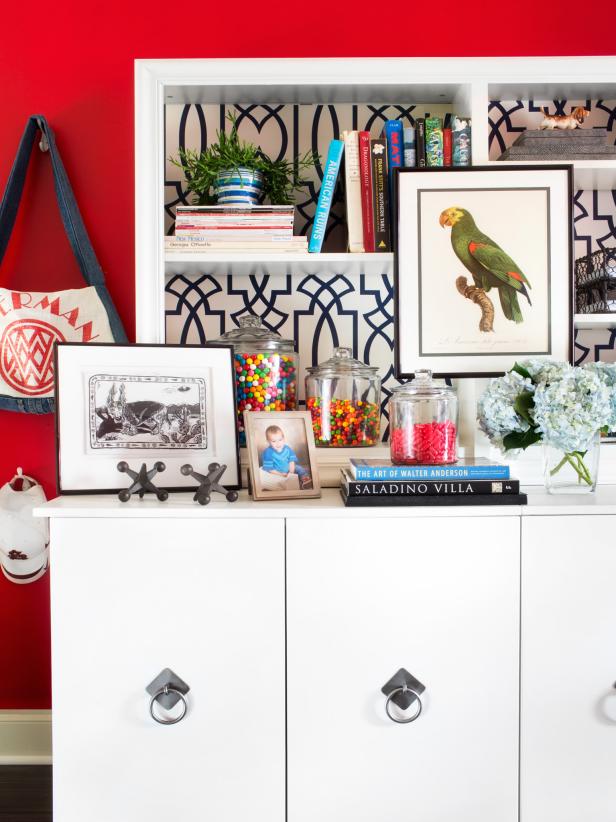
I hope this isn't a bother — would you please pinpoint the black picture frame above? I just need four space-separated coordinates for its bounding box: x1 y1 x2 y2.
393 164 574 379
54 342 241 494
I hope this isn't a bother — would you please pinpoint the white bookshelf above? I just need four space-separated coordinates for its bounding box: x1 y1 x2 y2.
164 251 394 277
574 313 616 329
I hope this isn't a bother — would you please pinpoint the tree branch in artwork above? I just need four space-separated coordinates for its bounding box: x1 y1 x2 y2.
455 276 495 333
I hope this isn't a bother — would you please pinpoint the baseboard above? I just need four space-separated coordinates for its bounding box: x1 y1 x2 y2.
0 711 52 764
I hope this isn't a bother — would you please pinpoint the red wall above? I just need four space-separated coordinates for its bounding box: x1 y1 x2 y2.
0 0 613 709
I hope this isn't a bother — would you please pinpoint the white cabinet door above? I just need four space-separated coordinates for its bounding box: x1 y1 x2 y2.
521 515 616 822
287 515 520 822
50 517 285 822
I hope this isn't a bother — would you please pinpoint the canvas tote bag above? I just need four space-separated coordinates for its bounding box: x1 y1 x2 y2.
0 115 127 413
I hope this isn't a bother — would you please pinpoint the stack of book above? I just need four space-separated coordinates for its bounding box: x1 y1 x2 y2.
167 205 308 253
310 116 472 254
340 457 526 507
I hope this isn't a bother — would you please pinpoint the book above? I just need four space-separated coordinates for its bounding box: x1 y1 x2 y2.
358 131 375 253
341 469 520 497
443 127 452 166
425 117 444 167
370 138 390 252
165 236 308 252
342 131 364 253
349 457 511 481
382 120 403 204
416 118 426 167
453 116 472 166
340 488 527 507
309 139 344 253
403 126 416 167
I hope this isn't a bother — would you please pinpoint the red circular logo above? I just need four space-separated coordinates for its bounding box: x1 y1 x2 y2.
0 319 65 395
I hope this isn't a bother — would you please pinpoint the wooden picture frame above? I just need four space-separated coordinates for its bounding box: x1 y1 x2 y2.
54 342 240 493
244 411 321 501
394 164 573 378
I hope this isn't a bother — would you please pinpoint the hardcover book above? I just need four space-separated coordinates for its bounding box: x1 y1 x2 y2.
416 118 426 168
358 131 375 252
382 120 403 198
309 139 345 253
341 469 520 496
403 126 416 167
443 127 452 166
370 138 390 252
342 131 365 253
340 488 527 507
349 457 511 481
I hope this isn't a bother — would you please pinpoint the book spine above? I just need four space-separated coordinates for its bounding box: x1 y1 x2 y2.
343 476 520 496
382 120 403 198
403 126 416 167
370 138 390 253
358 131 375 253
425 117 444 167
443 128 452 166
309 139 345 253
342 131 365 253
340 490 527 507
416 119 426 167
453 116 472 166
351 465 511 481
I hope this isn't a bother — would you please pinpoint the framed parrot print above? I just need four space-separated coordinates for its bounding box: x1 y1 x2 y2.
394 165 573 378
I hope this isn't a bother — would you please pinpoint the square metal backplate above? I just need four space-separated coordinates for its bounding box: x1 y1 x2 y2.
381 667 426 710
146 668 190 710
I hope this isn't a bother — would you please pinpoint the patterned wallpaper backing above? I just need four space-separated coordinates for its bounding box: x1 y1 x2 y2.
165 103 616 437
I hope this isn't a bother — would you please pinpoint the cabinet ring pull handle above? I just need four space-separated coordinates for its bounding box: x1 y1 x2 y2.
149 685 188 725
385 686 422 724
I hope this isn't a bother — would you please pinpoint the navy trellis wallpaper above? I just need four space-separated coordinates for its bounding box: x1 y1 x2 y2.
164 103 616 437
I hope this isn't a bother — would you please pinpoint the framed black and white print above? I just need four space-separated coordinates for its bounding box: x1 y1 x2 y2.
394 165 573 378
55 343 240 493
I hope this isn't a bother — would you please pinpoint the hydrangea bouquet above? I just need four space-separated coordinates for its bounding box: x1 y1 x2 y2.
478 359 616 490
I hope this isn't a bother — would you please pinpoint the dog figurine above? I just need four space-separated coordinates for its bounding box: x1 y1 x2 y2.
539 106 590 130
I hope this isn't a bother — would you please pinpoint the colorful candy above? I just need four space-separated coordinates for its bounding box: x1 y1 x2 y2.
306 397 380 447
390 420 457 465
235 352 297 445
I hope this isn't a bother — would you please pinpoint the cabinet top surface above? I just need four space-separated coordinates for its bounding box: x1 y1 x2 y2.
35 486 616 519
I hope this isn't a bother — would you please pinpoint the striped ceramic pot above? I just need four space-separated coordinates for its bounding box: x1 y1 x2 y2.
214 167 264 205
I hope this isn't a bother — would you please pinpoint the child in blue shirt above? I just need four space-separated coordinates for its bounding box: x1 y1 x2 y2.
261 425 312 489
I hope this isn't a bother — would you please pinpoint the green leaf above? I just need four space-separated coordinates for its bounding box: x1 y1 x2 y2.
503 428 542 451
511 362 532 381
513 391 535 425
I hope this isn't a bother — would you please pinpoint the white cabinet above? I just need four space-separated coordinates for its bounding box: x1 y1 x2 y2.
286 516 520 822
521 515 616 822
49 517 285 822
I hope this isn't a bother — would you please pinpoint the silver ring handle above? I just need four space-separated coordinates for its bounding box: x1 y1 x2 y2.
149 686 188 725
385 686 422 724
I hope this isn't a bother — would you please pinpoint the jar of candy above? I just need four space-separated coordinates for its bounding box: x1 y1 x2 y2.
388 369 457 464
214 315 298 445
305 347 381 447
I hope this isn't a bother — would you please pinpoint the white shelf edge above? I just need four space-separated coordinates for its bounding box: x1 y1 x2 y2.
164 252 393 264
574 313 616 329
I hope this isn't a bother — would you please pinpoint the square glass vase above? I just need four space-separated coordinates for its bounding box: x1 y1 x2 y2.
543 432 600 494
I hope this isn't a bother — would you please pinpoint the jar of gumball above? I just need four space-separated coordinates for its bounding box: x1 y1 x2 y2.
305 347 381 447
388 369 458 464
214 316 298 446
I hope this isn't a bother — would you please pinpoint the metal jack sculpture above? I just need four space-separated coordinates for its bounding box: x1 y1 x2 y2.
117 462 169 502
180 463 239 506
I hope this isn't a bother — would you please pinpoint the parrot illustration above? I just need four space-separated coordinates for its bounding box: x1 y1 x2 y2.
439 207 532 324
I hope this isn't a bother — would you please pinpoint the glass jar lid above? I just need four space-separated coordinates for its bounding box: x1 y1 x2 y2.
214 315 295 352
306 346 380 378
391 369 455 399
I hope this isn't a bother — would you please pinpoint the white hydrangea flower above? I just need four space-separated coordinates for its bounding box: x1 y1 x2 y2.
477 371 534 450
533 368 612 452
515 358 573 385
583 362 616 429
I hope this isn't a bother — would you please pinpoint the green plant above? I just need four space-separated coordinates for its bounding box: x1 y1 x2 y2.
171 113 318 205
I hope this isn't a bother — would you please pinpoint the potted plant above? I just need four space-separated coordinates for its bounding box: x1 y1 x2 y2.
171 113 318 206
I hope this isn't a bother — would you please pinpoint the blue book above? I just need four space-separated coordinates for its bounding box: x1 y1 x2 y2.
382 120 403 196
350 458 510 481
309 139 344 253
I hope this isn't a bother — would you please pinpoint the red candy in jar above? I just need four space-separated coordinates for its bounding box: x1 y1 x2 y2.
388 370 458 465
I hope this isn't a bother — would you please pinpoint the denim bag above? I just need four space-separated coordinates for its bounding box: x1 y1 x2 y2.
0 116 127 413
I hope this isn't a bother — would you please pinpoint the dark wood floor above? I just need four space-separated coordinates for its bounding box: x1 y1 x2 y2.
0 766 52 821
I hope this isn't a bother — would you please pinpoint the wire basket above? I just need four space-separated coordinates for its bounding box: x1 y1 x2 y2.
575 247 616 313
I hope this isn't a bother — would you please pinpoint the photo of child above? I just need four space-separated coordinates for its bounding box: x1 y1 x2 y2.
261 424 312 490
244 411 321 500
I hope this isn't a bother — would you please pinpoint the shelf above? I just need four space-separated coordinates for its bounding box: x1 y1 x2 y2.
164 252 394 277
487 159 616 191
574 313 616 329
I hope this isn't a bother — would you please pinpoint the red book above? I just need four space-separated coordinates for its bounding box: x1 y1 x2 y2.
443 128 452 167
358 131 375 253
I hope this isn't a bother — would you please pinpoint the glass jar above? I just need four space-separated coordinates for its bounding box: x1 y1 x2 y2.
388 369 458 464
305 347 381 447
214 315 298 446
